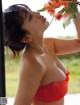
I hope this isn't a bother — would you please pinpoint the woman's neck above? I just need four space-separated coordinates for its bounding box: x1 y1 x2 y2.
26 41 48 55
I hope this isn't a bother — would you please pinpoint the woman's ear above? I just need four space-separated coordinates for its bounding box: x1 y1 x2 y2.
21 36 32 43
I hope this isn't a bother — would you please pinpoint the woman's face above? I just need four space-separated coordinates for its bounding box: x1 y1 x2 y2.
22 11 49 36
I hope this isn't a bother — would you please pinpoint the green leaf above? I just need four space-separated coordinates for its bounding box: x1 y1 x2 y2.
68 4 72 9
62 7 66 13
71 5 77 19
73 5 77 13
63 23 65 29
63 3 78 28
72 12 77 19
37 8 46 12
63 15 72 28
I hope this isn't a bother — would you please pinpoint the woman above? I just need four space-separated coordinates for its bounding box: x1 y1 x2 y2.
3 4 80 105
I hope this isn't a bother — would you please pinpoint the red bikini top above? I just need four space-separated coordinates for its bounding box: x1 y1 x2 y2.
34 71 70 102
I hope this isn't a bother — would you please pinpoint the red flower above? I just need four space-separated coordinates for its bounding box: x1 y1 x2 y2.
44 2 55 16
38 0 79 28
60 1 68 7
55 2 61 8
44 3 52 10
55 10 63 20
55 14 62 20
48 9 55 16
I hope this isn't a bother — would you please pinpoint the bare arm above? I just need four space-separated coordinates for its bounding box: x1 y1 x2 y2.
14 62 44 105
74 8 80 39
44 38 80 55
53 38 80 55
44 9 80 55
53 7 80 55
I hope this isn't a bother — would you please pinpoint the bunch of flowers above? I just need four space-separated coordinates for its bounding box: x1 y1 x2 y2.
38 0 80 28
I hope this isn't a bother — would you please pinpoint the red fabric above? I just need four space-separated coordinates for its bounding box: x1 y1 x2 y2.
34 71 70 102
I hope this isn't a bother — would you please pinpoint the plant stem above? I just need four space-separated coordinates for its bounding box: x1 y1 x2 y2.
49 16 54 26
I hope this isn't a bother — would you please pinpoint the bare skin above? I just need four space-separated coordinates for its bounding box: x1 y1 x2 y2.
14 8 80 105
22 39 67 105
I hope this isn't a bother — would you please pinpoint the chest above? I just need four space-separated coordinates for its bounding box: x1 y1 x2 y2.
36 53 66 85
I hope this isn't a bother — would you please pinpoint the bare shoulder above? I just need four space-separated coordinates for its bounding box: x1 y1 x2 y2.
20 55 45 80
44 37 53 43
14 57 45 105
43 37 55 48
43 38 56 55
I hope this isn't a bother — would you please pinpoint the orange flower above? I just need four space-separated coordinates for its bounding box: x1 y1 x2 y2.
50 0 60 7
55 14 62 20
44 2 55 16
37 0 79 28
51 0 59 3
48 9 55 16
55 2 61 8
44 3 52 10
55 10 63 20
60 1 68 7
50 0 59 4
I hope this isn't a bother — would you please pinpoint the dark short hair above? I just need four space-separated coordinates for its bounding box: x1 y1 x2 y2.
3 4 31 57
